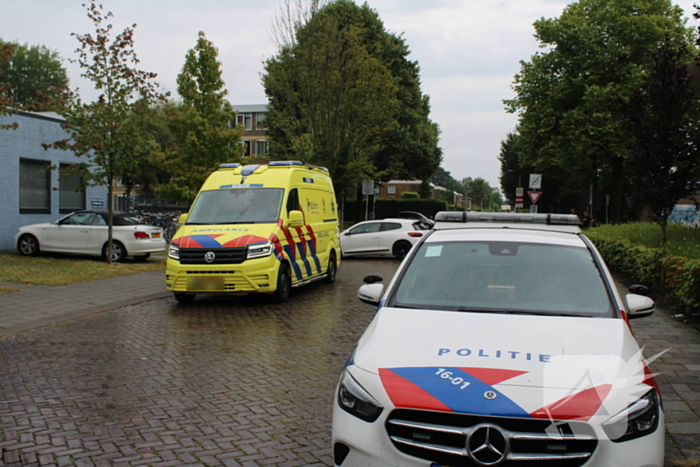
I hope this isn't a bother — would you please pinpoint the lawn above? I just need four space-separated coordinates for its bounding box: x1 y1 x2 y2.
0 250 166 287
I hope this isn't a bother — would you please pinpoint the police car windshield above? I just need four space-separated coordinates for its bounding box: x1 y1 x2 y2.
187 188 283 225
391 240 614 318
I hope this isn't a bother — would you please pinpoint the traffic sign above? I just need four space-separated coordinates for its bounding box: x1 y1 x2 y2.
528 191 542 204
529 174 542 189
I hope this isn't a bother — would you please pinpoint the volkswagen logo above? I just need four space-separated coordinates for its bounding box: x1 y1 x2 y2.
204 251 216 264
467 424 508 466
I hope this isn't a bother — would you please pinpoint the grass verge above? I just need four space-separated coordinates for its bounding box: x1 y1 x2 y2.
0 250 166 287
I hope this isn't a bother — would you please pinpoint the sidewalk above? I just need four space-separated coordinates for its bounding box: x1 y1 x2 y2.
0 273 697 464
0 270 170 337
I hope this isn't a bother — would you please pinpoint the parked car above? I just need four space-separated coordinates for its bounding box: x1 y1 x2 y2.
397 210 435 228
340 219 429 259
332 211 663 467
15 210 166 262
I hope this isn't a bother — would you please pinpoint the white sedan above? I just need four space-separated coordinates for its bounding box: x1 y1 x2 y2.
340 218 430 259
15 210 166 262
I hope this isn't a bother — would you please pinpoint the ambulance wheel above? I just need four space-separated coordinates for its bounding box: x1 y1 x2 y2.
174 293 195 304
393 240 412 260
324 252 337 284
273 263 291 302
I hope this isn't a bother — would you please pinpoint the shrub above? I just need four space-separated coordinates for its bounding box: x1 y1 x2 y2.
586 223 700 315
400 192 419 200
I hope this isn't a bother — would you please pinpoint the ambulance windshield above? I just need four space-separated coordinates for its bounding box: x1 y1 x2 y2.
187 188 284 224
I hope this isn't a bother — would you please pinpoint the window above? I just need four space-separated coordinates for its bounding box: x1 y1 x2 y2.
387 186 396 195
20 159 51 213
287 188 299 214
349 222 381 235
255 140 268 156
59 164 85 213
255 113 267 130
241 140 251 157
236 113 252 131
393 241 612 316
380 222 401 232
60 212 95 226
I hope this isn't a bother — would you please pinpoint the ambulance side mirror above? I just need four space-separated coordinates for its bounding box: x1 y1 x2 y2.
179 213 189 224
287 210 304 228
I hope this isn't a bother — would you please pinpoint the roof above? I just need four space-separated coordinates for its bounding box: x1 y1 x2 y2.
233 104 268 113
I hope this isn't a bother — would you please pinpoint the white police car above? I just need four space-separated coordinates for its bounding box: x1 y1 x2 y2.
332 212 663 467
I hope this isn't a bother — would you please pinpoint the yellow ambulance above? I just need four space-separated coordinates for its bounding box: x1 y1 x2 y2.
165 161 341 303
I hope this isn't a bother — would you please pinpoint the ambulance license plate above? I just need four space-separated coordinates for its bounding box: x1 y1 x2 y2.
188 276 225 291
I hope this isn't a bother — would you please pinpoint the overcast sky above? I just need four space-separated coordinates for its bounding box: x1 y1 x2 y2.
2 0 699 190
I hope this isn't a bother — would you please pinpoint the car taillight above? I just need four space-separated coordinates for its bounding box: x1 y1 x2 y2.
134 231 150 239
408 232 423 237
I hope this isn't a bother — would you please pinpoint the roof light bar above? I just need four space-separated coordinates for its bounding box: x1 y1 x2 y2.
269 160 304 166
434 211 581 226
219 163 241 169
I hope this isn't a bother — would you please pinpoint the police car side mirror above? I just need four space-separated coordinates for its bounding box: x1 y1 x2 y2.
358 283 383 306
287 210 304 228
363 274 383 284
179 213 189 224
625 294 655 319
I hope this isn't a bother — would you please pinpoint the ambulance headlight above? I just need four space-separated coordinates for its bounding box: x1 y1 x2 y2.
337 369 383 422
247 242 273 259
603 389 660 442
168 244 180 260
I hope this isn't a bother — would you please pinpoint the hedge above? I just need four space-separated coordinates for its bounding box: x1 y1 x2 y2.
586 231 700 315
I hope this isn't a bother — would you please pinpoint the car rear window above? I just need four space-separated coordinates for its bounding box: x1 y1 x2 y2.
391 240 613 317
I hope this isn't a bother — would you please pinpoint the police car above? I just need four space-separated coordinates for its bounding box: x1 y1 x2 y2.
332 212 663 467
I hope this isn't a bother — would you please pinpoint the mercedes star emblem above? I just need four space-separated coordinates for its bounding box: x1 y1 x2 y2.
204 251 216 263
467 425 508 466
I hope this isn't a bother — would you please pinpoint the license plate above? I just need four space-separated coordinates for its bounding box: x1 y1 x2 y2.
187 276 225 291
152 232 161 238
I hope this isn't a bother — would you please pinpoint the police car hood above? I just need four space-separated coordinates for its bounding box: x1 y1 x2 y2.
352 307 652 420
172 224 274 249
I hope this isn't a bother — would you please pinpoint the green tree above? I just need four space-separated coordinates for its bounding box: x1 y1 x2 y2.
429 167 461 193
624 40 700 243
155 32 242 203
498 131 580 214
264 0 441 195
462 177 501 211
504 0 694 222
45 1 166 263
0 39 69 111
264 1 397 193
0 42 17 130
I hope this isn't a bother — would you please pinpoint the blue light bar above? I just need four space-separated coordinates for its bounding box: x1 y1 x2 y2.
269 161 303 166
434 211 581 226
241 164 260 176
219 163 241 169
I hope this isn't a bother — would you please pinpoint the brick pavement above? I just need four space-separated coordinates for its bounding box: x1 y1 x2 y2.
0 262 698 466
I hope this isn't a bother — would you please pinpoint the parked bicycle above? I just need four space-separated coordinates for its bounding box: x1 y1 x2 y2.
136 211 180 243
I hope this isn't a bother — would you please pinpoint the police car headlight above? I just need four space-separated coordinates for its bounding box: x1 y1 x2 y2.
337 369 383 422
168 244 180 260
603 389 660 442
247 242 273 259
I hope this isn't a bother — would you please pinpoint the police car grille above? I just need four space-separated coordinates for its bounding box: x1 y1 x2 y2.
386 409 597 467
179 247 247 264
